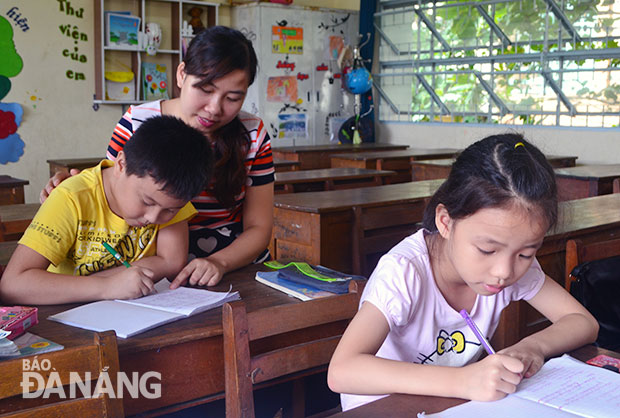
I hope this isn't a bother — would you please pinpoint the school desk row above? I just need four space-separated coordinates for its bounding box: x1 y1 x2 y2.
413 159 620 201
0 263 357 416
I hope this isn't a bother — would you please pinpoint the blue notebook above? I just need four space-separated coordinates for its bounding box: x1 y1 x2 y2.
276 265 365 294
255 271 335 301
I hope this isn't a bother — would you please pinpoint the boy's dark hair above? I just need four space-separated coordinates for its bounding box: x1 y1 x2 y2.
422 133 558 231
123 116 212 201
182 25 259 209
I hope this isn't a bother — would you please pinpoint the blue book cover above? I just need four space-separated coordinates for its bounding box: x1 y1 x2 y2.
255 271 335 301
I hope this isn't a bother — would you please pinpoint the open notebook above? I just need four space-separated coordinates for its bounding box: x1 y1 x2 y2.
422 354 620 418
49 279 240 338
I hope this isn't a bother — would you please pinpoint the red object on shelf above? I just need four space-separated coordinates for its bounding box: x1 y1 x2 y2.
270 0 293 4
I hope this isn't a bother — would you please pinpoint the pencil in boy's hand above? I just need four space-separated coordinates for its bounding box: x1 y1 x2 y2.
102 241 131 268
460 309 496 355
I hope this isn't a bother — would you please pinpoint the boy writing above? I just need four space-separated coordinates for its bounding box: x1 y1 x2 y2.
0 116 213 304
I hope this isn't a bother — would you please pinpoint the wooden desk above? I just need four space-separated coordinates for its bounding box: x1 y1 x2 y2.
272 180 444 272
0 176 29 206
411 155 579 181
274 158 300 172
330 149 460 183
555 164 620 201
272 143 409 170
13 265 348 416
331 345 618 417
0 203 39 241
47 158 102 177
274 168 395 194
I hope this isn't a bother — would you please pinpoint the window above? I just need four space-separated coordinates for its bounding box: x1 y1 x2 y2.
375 0 620 127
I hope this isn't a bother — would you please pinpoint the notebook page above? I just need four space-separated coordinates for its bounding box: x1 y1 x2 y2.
421 395 574 418
117 279 239 316
48 301 182 338
516 354 620 418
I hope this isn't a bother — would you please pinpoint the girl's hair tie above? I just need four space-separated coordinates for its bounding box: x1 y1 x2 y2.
514 142 525 149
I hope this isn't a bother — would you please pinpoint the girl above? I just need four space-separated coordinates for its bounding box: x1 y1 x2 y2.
327 134 598 411
41 26 274 288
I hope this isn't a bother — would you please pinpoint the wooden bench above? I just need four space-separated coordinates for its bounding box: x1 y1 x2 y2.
272 143 409 170
274 167 395 193
0 176 29 206
0 331 124 416
274 158 300 172
223 281 364 418
330 148 460 183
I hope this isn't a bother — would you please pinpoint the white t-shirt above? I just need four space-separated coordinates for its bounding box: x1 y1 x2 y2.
340 229 546 411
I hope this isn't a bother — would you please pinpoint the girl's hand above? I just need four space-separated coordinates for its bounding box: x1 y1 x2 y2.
498 339 546 378
170 258 225 288
460 354 524 401
102 266 155 300
39 169 81 203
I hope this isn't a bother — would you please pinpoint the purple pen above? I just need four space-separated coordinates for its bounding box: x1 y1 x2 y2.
460 309 496 355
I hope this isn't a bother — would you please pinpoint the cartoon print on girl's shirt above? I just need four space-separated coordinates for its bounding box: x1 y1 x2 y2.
416 329 482 364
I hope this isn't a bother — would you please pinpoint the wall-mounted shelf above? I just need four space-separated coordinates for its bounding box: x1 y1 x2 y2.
93 0 218 106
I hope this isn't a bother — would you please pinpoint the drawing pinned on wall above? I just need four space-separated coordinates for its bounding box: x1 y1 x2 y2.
267 76 298 102
326 36 344 61
277 113 307 140
0 16 25 164
0 103 25 164
272 26 303 55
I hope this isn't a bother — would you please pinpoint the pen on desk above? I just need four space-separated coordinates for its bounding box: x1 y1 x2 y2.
460 309 496 355
102 241 131 268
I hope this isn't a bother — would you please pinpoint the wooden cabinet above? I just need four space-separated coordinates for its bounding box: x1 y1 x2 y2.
93 0 218 106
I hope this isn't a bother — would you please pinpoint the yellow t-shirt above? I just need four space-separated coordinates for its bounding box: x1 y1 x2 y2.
19 160 196 276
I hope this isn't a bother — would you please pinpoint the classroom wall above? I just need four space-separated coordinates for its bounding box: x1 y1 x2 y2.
1 0 359 203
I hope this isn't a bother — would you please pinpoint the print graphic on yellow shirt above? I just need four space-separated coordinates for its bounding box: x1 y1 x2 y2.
19 160 196 276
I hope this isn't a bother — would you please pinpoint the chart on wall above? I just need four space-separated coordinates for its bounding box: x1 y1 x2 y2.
232 4 359 146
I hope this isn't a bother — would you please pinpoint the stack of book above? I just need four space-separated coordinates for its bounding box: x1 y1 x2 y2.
255 262 365 301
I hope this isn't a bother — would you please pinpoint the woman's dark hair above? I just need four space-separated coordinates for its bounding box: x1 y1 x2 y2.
183 26 258 208
422 133 558 232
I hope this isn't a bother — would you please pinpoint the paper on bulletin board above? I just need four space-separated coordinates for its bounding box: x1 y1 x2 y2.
277 114 307 140
326 36 344 60
272 26 303 54
266 76 298 102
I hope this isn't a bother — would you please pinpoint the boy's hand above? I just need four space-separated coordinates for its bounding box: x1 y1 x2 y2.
498 339 545 378
40 169 80 203
459 354 524 401
170 258 225 288
102 266 155 300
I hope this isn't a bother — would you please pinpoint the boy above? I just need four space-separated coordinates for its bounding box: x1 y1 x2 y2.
0 116 213 304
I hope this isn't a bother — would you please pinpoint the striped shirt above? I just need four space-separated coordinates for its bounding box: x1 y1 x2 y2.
107 100 274 233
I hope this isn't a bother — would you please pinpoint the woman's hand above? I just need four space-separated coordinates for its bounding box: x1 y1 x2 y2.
170 257 225 288
39 169 81 203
